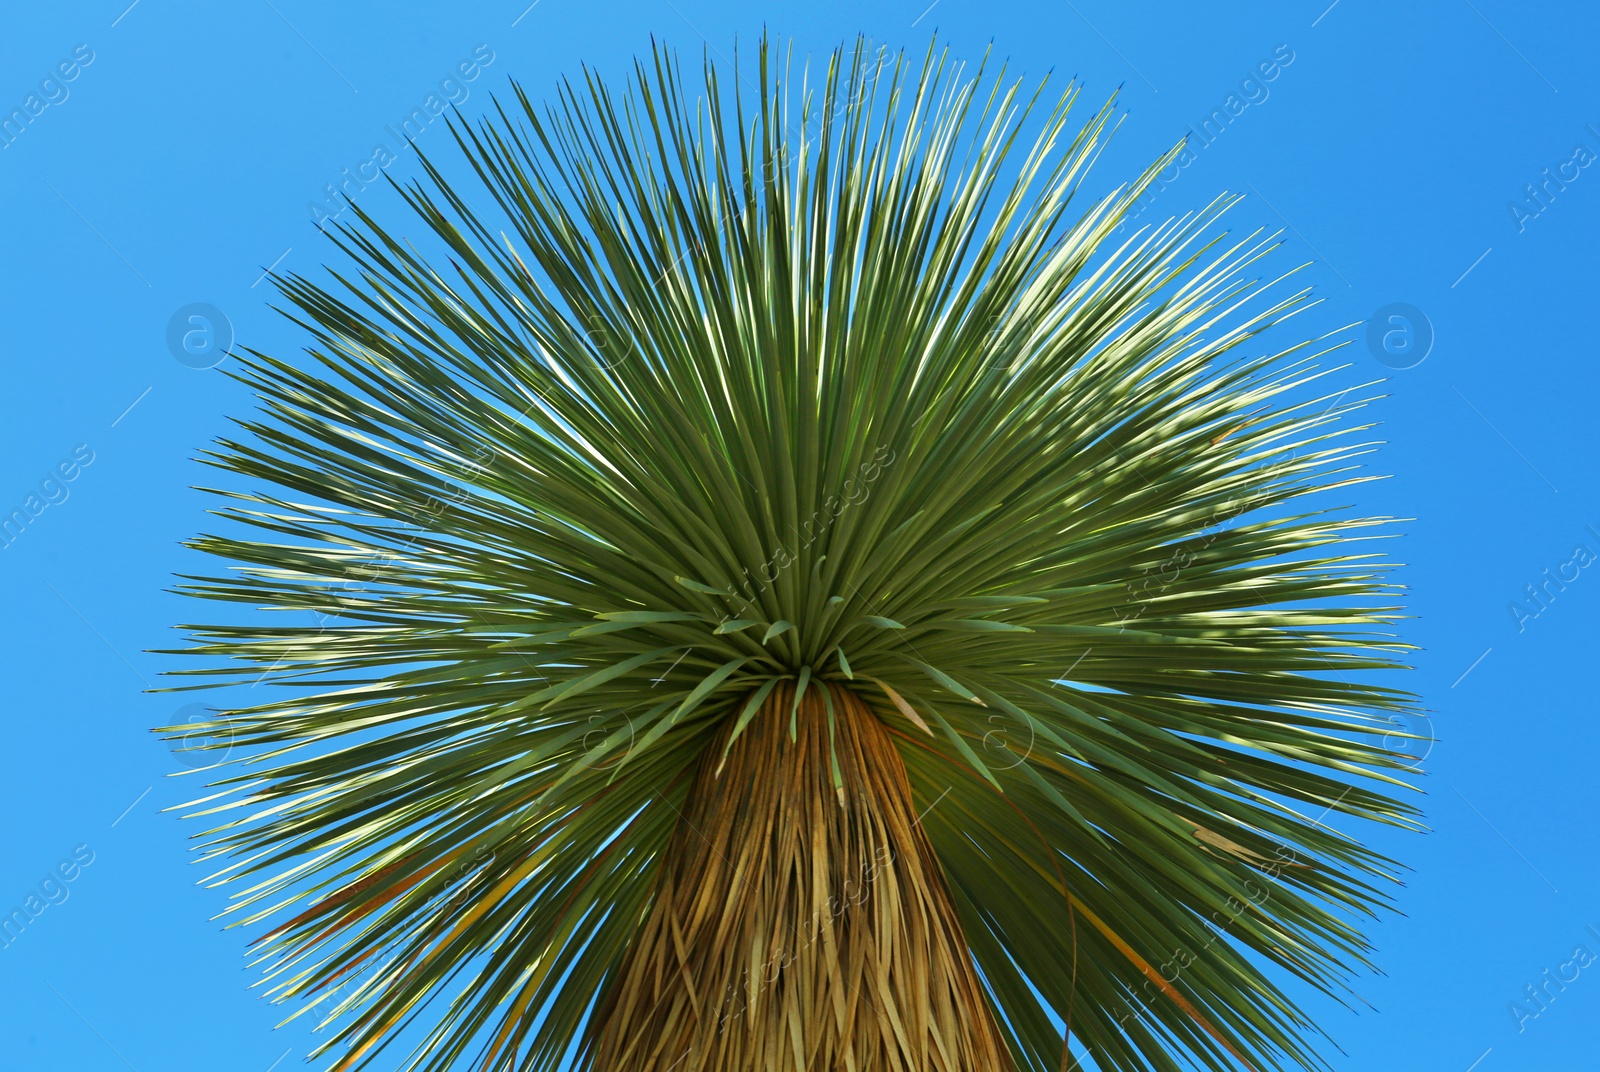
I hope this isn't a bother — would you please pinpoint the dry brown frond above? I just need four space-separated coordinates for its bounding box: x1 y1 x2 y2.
592 681 1012 1070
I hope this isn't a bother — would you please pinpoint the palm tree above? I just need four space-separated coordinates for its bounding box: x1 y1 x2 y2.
166 35 1419 1072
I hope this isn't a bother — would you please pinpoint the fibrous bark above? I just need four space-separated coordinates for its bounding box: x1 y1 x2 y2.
592 681 1012 1070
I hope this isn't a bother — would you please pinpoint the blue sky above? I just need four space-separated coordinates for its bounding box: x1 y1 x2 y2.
2 2 1597 1070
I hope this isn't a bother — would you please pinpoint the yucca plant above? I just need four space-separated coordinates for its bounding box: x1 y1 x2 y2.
164 35 1420 1072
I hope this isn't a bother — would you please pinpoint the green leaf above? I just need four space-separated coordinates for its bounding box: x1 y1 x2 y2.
718 677 784 771
522 647 679 711
624 658 752 764
595 610 699 623
940 619 1035 633
790 665 812 740
675 576 729 595
901 656 984 705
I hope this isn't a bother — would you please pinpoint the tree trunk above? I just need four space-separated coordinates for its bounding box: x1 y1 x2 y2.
592 680 1013 1070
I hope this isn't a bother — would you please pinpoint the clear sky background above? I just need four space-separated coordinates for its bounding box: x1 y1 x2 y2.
2 2 1597 1070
